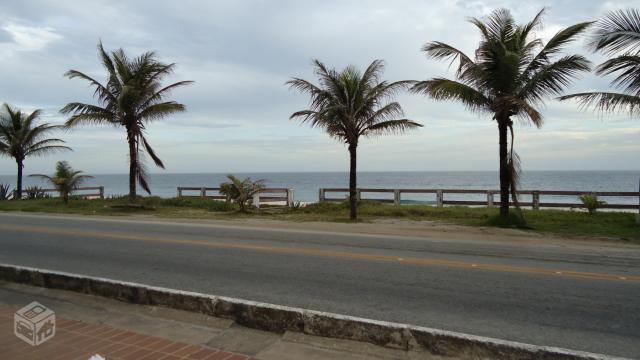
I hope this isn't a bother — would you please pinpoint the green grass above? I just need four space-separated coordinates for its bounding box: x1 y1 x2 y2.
0 197 638 241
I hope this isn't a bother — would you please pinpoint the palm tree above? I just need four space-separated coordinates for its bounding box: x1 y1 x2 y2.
559 9 640 117
0 104 70 199
30 161 92 203
412 9 591 218
61 42 193 203
219 174 265 212
287 60 422 220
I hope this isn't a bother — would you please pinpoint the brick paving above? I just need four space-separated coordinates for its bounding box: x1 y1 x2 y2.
0 305 253 360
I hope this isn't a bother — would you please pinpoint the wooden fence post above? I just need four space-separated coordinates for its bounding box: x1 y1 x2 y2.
533 191 540 210
393 189 401 206
319 188 325 202
287 189 295 207
356 189 362 201
486 191 493 207
436 190 443 208
99 186 104 199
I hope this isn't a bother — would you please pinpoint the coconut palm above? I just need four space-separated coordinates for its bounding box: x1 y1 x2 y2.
559 9 640 117
30 161 92 203
219 174 265 212
287 60 422 220
0 104 70 199
61 42 193 203
412 9 591 218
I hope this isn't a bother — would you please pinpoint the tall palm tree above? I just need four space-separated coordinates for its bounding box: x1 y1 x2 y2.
287 60 422 220
0 104 70 199
559 9 640 117
412 9 591 218
61 42 193 203
30 161 92 203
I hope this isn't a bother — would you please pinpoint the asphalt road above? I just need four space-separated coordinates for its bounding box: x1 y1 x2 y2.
0 213 639 358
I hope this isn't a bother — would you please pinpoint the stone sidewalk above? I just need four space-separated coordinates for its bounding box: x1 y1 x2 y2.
2 303 248 360
0 282 446 360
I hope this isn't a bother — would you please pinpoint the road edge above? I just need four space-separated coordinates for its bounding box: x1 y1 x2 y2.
0 263 628 360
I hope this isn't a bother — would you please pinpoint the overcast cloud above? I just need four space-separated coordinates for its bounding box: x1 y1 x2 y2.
0 0 638 175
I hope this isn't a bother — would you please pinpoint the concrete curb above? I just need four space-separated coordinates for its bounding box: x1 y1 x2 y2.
0 263 628 360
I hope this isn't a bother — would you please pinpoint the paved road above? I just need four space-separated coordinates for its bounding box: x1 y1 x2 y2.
0 213 639 358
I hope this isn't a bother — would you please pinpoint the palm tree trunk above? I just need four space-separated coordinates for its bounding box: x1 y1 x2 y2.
128 134 137 203
498 121 509 218
348 144 358 221
16 160 23 200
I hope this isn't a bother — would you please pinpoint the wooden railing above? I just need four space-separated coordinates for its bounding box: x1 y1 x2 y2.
37 186 105 199
318 188 640 210
177 187 295 208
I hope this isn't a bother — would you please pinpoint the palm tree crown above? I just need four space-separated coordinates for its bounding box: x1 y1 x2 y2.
0 103 70 198
559 9 640 116
30 161 92 203
61 42 193 201
287 59 422 219
412 8 592 217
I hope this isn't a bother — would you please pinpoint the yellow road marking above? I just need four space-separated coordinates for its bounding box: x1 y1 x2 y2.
1 224 638 283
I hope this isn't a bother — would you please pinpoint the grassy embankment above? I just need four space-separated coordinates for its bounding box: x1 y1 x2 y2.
0 196 638 241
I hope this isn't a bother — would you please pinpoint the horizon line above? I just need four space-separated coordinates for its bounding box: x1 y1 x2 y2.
2 169 640 177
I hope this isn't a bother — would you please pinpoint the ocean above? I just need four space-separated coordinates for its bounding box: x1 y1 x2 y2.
1 171 639 205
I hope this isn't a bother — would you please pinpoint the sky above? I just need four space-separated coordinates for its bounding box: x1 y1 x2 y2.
0 0 638 176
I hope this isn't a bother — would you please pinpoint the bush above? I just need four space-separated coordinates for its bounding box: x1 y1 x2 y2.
24 186 50 200
0 184 12 201
579 193 606 215
219 175 265 212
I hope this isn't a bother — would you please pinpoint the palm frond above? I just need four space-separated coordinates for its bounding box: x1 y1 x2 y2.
595 54 640 94
139 80 194 109
412 78 490 112
558 91 640 115
25 145 72 157
140 135 164 169
521 55 591 103
524 22 593 76
363 120 423 136
137 101 186 122
589 9 640 54
422 42 477 77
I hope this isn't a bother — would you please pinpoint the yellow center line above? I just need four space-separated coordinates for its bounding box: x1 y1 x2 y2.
1 224 638 283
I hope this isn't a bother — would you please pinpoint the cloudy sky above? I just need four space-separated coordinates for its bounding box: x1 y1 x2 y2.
0 0 638 176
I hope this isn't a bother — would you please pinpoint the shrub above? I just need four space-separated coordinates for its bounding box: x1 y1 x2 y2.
579 193 606 215
24 186 50 200
0 184 12 200
29 161 92 203
219 174 265 212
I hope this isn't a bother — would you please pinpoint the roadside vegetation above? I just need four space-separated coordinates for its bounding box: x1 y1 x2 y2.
61 42 193 203
412 8 592 219
0 104 70 198
29 161 92 204
288 60 422 220
0 7 638 226
219 175 265 212
0 197 637 241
